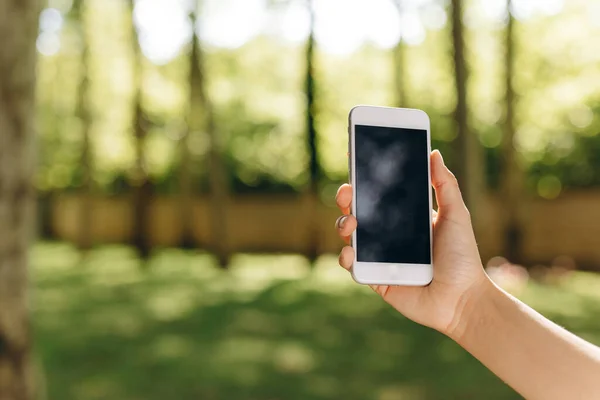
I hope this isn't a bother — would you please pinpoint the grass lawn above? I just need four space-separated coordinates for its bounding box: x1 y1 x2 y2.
31 243 600 400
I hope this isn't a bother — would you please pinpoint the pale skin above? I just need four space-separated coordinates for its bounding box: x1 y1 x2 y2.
335 150 600 400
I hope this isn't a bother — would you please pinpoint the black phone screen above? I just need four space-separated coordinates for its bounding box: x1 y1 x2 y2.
354 124 431 264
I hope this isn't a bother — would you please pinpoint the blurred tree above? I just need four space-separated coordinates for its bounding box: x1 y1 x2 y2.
37 49 63 239
0 0 39 398
392 0 406 108
305 0 321 261
73 0 94 250
306 0 319 193
180 10 198 249
129 0 153 259
450 0 484 223
185 3 230 266
501 0 524 263
267 0 321 259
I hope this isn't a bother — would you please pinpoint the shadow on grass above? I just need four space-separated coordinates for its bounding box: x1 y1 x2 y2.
32 243 600 400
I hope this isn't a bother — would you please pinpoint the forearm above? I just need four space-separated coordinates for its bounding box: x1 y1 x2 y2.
451 279 600 400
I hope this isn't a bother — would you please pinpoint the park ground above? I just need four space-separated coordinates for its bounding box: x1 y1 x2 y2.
32 243 600 400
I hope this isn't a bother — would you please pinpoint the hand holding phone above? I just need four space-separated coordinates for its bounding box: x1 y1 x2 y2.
348 106 434 285
339 114 600 400
338 105 488 335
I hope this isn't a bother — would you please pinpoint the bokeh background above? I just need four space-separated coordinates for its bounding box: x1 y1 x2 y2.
2 0 600 399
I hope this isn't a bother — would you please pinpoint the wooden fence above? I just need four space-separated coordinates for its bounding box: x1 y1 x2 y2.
49 191 600 270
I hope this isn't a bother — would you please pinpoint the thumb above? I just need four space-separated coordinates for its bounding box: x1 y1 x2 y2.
431 150 469 220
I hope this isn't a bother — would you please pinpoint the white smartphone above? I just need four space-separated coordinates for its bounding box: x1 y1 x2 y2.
348 105 433 286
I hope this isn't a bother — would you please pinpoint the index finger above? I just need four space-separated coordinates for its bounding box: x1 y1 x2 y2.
336 184 352 214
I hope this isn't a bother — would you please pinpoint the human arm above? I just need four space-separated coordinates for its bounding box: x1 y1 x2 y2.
452 279 600 400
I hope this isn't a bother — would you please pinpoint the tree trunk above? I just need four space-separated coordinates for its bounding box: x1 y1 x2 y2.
130 0 152 259
305 0 320 262
501 0 523 263
392 0 406 108
39 57 62 240
450 0 484 225
0 0 39 398
186 8 230 266
180 12 200 250
74 0 94 250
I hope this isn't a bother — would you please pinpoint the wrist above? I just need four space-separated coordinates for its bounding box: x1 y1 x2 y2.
444 273 498 342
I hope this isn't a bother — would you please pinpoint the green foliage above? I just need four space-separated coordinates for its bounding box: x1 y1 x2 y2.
35 0 600 195
529 102 600 194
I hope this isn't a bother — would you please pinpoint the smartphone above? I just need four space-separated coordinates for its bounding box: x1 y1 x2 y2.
348 105 433 286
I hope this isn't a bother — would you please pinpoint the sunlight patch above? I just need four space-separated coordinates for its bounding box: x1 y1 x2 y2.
229 254 310 280
309 255 357 292
85 246 144 286
561 272 600 300
522 283 588 318
273 341 316 374
149 250 221 281
145 286 197 321
31 242 80 276
225 254 310 293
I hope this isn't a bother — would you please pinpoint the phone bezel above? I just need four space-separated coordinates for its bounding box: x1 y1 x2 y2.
348 105 433 286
